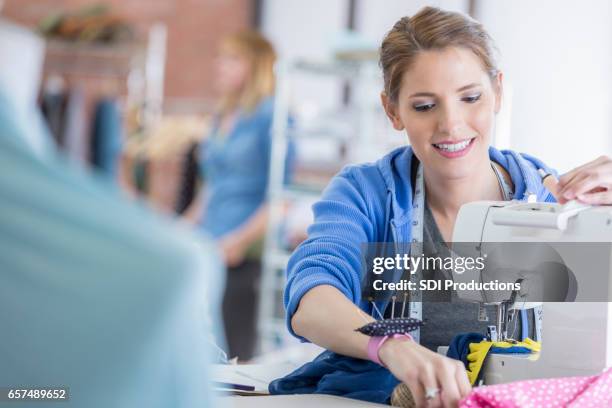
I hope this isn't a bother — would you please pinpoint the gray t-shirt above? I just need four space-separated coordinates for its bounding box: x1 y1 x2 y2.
418 164 531 351
419 202 495 351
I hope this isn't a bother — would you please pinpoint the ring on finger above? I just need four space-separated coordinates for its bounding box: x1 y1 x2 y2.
425 387 440 400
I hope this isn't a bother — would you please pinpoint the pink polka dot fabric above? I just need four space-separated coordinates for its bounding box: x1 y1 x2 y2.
460 367 612 408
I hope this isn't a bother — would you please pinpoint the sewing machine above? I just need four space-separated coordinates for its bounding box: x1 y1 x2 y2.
451 200 612 384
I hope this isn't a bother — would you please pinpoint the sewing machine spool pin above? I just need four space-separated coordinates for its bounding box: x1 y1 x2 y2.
401 292 407 318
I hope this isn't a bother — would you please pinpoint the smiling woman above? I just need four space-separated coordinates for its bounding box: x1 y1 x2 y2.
277 6 612 408
379 11 507 246
381 44 508 243
385 46 499 165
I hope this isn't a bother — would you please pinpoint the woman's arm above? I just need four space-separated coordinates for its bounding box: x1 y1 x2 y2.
219 99 294 266
218 203 270 267
292 284 374 359
293 285 471 408
220 198 293 267
286 168 470 407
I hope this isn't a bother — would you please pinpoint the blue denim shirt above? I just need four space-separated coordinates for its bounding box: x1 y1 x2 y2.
199 97 291 238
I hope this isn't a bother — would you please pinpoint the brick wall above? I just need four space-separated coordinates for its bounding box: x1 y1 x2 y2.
2 0 253 113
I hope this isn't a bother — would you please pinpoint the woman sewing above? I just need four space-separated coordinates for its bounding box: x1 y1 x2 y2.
282 7 612 408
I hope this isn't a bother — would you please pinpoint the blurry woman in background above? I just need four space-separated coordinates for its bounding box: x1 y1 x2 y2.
185 30 279 361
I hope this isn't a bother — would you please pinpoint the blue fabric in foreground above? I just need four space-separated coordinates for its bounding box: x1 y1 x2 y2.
0 87 222 408
490 346 533 354
269 350 400 404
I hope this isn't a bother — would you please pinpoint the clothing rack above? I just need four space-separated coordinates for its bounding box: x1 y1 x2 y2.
40 24 167 165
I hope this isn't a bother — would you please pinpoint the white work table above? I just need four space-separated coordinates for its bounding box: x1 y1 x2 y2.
220 394 388 407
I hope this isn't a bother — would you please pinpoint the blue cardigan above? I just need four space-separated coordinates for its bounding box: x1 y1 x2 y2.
199 98 275 238
284 146 557 340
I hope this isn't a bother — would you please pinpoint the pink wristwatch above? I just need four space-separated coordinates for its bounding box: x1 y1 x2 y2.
367 333 414 366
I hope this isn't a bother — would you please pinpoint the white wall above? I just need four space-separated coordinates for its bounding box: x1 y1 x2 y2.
477 0 612 173
261 0 469 115
262 0 348 60
356 0 468 45
261 0 348 112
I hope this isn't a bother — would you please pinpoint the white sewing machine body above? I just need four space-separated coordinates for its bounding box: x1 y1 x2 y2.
451 200 612 384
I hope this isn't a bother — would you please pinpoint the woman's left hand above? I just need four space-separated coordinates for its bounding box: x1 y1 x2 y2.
557 155 612 205
219 234 248 268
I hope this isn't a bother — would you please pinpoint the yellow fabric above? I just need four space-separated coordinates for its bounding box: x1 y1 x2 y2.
466 338 541 385
467 341 493 385
518 337 541 352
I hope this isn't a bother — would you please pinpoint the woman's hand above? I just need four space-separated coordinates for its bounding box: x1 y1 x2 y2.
379 337 471 408
218 233 248 267
556 155 612 205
